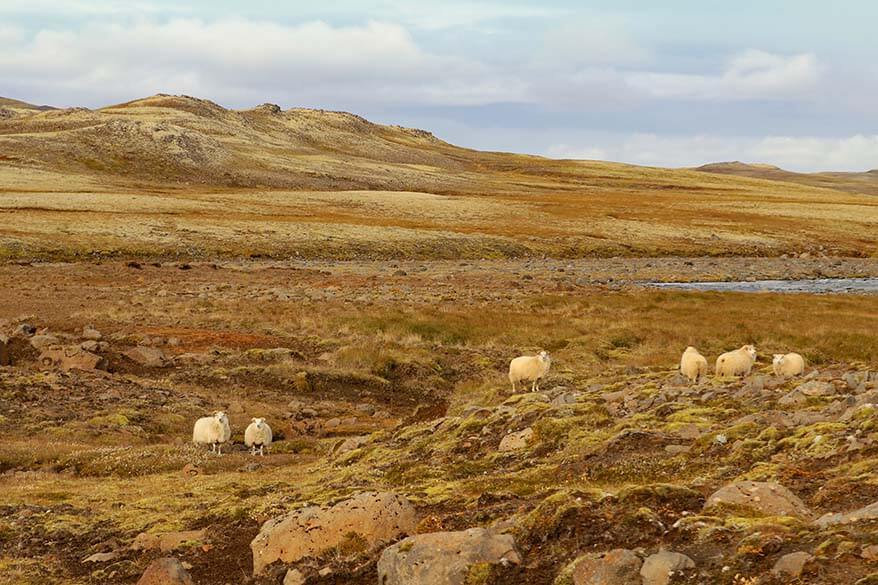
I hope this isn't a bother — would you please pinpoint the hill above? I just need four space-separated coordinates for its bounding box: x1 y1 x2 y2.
0 94 877 259
696 161 878 197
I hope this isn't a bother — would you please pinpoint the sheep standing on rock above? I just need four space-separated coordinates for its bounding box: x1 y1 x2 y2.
773 353 805 377
715 345 757 377
508 351 551 393
192 411 231 455
244 417 273 456
680 346 708 383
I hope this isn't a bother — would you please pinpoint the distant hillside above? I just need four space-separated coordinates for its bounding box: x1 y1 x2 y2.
0 94 876 260
696 161 878 197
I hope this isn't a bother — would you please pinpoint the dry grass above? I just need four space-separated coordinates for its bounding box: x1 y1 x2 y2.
1 94 876 259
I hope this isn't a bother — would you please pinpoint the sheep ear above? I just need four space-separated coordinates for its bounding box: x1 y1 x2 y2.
252 417 257 423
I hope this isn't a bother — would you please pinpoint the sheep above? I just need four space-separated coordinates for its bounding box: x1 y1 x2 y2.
508 350 551 393
773 352 805 377
680 346 708 383
192 411 231 455
244 417 273 456
715 345 757 377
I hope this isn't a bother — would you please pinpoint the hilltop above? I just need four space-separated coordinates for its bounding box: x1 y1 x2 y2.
0 94 877 259
696 161 878 197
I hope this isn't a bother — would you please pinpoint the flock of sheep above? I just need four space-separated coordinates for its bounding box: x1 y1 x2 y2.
191 346 804 455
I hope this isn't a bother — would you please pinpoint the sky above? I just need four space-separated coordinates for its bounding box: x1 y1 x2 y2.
2 0 877 171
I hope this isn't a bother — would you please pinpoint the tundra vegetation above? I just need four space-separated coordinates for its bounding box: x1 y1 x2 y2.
0 95 877 584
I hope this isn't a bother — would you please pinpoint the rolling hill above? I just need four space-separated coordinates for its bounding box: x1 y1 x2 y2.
0 94 876 259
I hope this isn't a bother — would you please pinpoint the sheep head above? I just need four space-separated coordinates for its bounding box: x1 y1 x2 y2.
772 354 785 365
742 345 757 361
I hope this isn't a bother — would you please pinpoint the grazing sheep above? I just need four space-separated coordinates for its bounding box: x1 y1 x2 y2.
244 417 273 456
680 346 708 383
508 351 551 393
715 345 757 377
773 353 805 377
192 411 231 455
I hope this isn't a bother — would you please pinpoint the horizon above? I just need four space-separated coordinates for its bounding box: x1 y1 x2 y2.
2 1 878 172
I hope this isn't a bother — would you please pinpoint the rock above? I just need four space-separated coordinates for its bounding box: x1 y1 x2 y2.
377 527 520 585
13 323 35 337
335 435 369 455
562 548 642 585
29 334 60 350
551 392 581 407
778 389 808 407
664 444 690 455
796 380 836 397
39 345 106 371
862 544 878 561
251 491 417 574
772 551 812 578
181 463 200 477
131 529 206 552
284 568 305 585
704 481 812 519
82 325 102 340
499 428 534 452
393 270 408 276
639 551 695 585
80 340 108 353
124 346 168 367
816 500 878 528
82 551 118 563
136 557 193 585
846 373 863 390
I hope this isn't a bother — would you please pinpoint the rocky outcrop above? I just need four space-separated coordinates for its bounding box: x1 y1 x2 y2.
704 481 812 519
772 551 812 578
499 428 534 452
377 527 520 585
38 345 106 371
124 345 168 367
250 491 416 574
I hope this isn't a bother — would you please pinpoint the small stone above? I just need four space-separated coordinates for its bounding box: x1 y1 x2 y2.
284 569 305 585
640 551 695 585
772 551 812 578
83 551 118 563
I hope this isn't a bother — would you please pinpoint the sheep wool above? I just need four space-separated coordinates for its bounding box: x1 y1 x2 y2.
192 411 231 455
773 352 805 377
715 345 757 377
680 346 708 382
508 350 551 393
244 418 273 456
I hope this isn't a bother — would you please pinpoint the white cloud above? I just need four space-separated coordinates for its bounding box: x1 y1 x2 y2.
626 50 820 100
547 133 878 172
0 19 524 107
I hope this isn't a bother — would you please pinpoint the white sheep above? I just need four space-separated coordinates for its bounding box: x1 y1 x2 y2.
508 350 551 393
244 417 273 456
715 345 757 377
192 411 231 455
680 346 708 383
773 352 805 377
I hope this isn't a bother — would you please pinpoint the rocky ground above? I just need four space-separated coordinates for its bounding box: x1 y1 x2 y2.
1 258 877 585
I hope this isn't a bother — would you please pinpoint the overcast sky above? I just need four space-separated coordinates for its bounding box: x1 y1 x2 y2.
2 0 877 171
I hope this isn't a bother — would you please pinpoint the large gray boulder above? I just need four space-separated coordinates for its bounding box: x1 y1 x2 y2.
377 527 520 585
704 481 812 519
250 491 416 574
816 500 878 528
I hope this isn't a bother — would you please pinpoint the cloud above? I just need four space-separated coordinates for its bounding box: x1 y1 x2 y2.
547 133 878 172
626 50 820 100
0 19 525 107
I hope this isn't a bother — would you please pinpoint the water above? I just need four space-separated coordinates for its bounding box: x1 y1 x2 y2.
647 278 878 294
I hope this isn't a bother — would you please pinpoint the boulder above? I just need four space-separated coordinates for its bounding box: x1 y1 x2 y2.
39 345 106 371
29 334 59 350
704 481 812 519
136 557 193 585
131 529 206 552
251 491 417 574
499 428 534 452
639 551 695 585
561 548 642 585
124 345 168 367
82 325 102 340
772 551 812 578
796 380 836 397
816 500 878 528
377 527 520 585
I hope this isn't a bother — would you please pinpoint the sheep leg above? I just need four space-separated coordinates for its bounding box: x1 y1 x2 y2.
210 443 216 454
216 443 222 456
259 445 265 456
531 380 536 392
510 380 515 393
